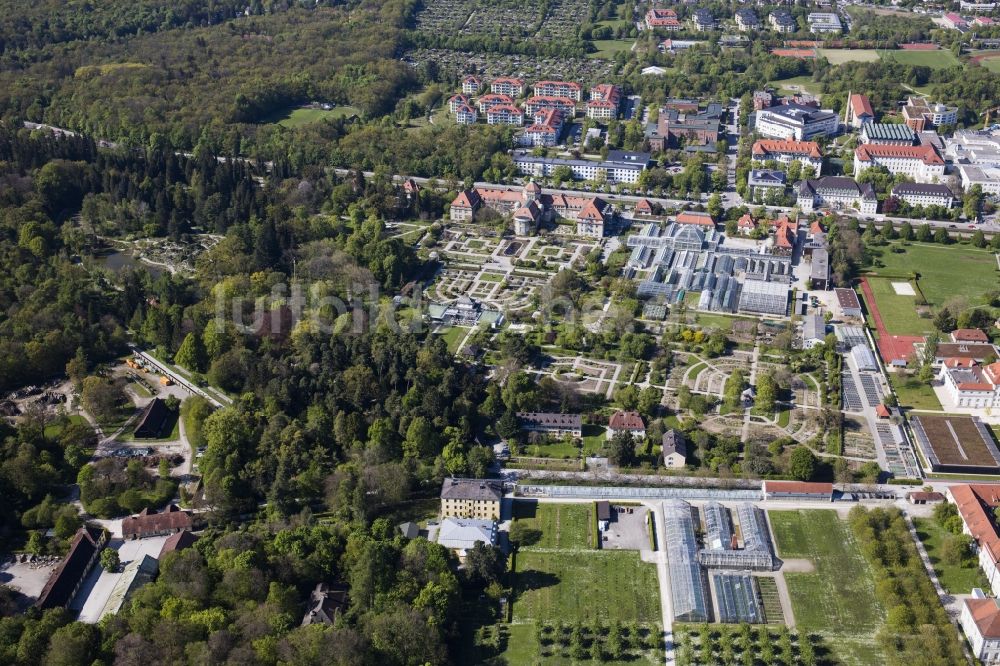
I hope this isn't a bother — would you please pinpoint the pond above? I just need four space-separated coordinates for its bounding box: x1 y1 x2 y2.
95 249 165 279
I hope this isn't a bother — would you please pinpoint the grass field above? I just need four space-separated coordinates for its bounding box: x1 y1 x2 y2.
43 414 90 439
512 502 596 550
436 325 467 353
879 49 960 69
889 375 943 411
513 550 661 624
818 49 880 64
979 55 1000 74
767 75 820 96
869 242 1000 311
266 105 361 127
864 277 930 336
588 39 634 59
913 517 989 594
769 510 885 665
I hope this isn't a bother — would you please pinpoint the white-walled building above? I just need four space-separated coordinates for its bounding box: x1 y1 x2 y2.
853 143 945 183
807 12 841 33
752 139 823 171
962 593 1000 666
461 75 483 95
797 176 877 215
756 104 839 141
486 105 524 126
889 182 954 208
940 360 1000 409
490 77 524 97
533 80 582 101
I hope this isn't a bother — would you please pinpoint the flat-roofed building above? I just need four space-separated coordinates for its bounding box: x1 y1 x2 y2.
807 12 841 33
835 287 863 317
756 104 839 141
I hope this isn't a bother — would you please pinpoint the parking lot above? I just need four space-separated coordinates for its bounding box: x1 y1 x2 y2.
600 504 651 551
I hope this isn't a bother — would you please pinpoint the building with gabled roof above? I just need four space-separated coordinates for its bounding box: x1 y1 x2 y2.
845 93 874 128
747 169 787 201
797 176 877 215
533 80 582 101
954 328 991 343
854 143 945 183
752 139 823 170
440 478 503 520
890 182 954 209
762 480 833 500
437 517 498 555
455 104 477 125
950 485 1000 597
36 524 109 610
662 430 687 467
675 211 716 227
159 530 198 559
486 105 523 126
477 93 515 114
448 94 471 113
646 8 681 30
517 412 583 437
122 504 193 539
490 77 524 97
608 410 646 438
735 8 760 31
462 75 483 95
962 591 1000 663
859 122 917 146
302 583 349 626
98 554 158 620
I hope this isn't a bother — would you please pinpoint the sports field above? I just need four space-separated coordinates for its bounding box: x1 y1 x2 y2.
863 276 930 336
818 49 880 64
769 510 885 666
879 48 961 69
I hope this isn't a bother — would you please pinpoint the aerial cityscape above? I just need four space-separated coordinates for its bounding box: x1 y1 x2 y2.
3 0 1000 664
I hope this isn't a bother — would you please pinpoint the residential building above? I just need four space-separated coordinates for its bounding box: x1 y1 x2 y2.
634 199 655 216
942 12 969 30
692 8 715 31
859 122 917 146
751 139 823 170
524 95 575 116
835 288 863 317
769 10 796 32
747 169 787 200
844 93 874 128
519 108 564 147
737 212 756 235
533 80 582 101
455 103 477 125
735 9 760 31
902 96 958 131
939 360 1000 408
797 176 877 215
517 412 583 437
36 525 109 610
462 75 483 95
646 8 681 30
662 430 687 467
437 517 498 555
853 144 945 183
490 77 524 97
756 104 839 141
958 165 1000 194
807 12 842 33
608 410 646 439
477 93 515 113
587 84 621 121
486 104 523 126
890 182 955 208
771 216 798 255
448 94 470 113
440 478 503 520
302 583 349 626
98 555 158 620
122 505 193 539
962 593 1000 665
512 149 650 184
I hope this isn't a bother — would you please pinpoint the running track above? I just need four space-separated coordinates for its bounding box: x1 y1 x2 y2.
858 277 924 365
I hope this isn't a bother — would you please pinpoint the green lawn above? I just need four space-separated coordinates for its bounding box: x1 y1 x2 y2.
513 550 661 624
767 75 820 96
588 39 634 59
265 105 361 127
888 375 942 411
769 510 885 666
862 277 931 336
512 502 595 550
879 49 960 69
979 55 1000 74
912 517 989 594
818 49 881 64
868 242 1000 312
437 325 468 353
43 414 90 439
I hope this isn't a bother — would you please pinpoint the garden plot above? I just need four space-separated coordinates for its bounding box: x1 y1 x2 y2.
404 49 615 85
543 356 626 396
414 0 589 41
842 415 876 459
440 230 504 260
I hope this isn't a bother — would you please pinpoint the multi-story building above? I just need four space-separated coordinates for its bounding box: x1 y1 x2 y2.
844 93 874 128
587 84 621 121
853 143 945 183
747 169 787 201
958 165 1000 194
902 96 958 131
755 103 839 140
512 149 650 184
517 411 583 437
461 75 483 95
940 360 1000 409
490 77 524 97
646 8 681 30
797 176 877 215
448 94 471 113
963 0 998 10
751 139 823 170
518 108 564 147
692 8 715 31
440 478 502 520
942 12 969 30
455 104 478 125
961 593 1000 666
649 104 723 150
533 80 582 101
949 484 1000 598
524 95 576 116
735 9 760 31
807 12 841 33
859 122 917 146
890 182 955 208
944 130 1000 166
449 182 612 236
769 10 796 32
477 93 515 113
486 104 523 126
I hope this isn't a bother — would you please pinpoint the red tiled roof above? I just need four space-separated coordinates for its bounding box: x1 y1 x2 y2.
738 213 755 229
951 484 1000 565
752 139 822 159
849 93 874 119
875 404 890 418
968 598 1000 638
676 211 715 226
855 143 943 165
635 199 653 213
451 189 481 209
953 328 990 343
764 480 833 495
609 410 645 431
122 505 192 538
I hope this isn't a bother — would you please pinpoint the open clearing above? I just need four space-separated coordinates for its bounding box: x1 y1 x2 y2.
512 502 595 550
769 510 885 666
880 48 961 69
818 49 880 64
871 242 1000 309
589 39 634 59
767 75 820 96
265 105 361 127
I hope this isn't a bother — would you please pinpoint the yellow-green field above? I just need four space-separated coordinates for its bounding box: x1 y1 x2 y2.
818 49 880 64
